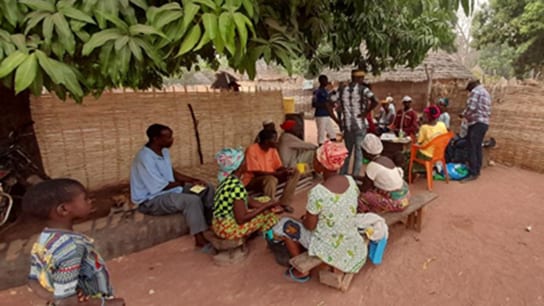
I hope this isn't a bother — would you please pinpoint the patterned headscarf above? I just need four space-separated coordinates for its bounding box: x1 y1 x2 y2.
316 141 349 171
215 148 245 183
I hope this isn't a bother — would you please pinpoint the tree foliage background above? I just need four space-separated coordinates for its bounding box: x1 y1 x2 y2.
0 0 472 101
472 0 544 78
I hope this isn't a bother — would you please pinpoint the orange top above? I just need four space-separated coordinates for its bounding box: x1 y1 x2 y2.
241 143 283 186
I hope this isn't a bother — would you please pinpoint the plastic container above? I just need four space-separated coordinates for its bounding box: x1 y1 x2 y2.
368 238 388 265
282 97 296 114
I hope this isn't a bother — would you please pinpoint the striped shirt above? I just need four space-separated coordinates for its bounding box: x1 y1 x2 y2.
463 85 491 125
28 229 113 300
332 83 374 132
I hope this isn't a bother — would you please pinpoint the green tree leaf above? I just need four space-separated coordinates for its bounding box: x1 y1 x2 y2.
202 13 218 40
82 29 123 55
193 0 217 11
177 24 202 56
0 51 28 78
128 38 143 61
19 0 55 12
182 1 200 30
129 24 168 40
59 6 96 25
130 0 148 10
24 12 50 35
193 31 210 51
15 52 38 94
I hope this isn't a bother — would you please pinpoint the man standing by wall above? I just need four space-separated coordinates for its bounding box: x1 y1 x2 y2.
312 75 337 145
331 69 378 176
460 79 492 183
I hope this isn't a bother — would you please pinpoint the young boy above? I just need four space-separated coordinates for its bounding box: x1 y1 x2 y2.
24 179 125 306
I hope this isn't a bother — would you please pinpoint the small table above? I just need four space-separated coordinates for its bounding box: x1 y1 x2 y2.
381 136 412 167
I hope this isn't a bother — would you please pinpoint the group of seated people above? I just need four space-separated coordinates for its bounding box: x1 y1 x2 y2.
124 119 419 282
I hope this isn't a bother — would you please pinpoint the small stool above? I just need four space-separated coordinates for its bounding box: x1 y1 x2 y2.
203 231 248 266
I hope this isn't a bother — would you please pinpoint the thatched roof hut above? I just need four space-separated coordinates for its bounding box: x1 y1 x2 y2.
323 51 473 83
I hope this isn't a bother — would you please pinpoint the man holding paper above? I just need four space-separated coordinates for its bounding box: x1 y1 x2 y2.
130 124 215 248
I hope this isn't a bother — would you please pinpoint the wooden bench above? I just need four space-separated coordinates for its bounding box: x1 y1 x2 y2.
288 191 438 291
381 191 438 232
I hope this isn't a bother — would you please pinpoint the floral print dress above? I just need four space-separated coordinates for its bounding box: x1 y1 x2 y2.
307 176 367 273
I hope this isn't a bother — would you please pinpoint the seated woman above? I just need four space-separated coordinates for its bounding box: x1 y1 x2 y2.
358 134 410 213
274 141 367 282
417 105 448 160
212 148 280 240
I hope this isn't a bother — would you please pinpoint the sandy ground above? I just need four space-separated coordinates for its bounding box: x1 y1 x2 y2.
2 120 544 306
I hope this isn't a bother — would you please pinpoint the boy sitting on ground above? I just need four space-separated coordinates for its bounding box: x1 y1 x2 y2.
25 179 125 306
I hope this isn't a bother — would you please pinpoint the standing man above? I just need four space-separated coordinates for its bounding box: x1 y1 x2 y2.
460 79 491 182
312 75 337 145
330 69 378 176
130 124 215 248
392 96 419 137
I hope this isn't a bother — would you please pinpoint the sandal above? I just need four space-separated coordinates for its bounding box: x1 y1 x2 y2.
284 267 310 283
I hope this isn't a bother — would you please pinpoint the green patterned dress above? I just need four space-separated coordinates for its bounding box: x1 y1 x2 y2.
307 176 367 273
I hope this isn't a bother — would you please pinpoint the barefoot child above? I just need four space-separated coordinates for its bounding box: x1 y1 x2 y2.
24 179 125 306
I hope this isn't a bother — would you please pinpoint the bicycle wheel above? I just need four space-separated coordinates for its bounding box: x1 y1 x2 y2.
0 192 14 226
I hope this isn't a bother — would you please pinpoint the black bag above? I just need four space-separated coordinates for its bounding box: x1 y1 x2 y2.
266 237 291 267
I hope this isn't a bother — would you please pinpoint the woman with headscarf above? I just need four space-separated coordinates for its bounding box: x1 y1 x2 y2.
212 148 279 240
358 134 411 213
417 105 448 160
274 141 367 283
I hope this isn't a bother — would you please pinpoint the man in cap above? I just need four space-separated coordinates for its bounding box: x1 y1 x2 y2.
330 69 379 176
278 119 318 168
459 79 492 182
254 120 276 143
376 96 396 135
393 96 419 137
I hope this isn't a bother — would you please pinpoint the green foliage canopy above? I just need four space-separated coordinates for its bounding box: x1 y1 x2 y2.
472 0 544 78
0 0 472 102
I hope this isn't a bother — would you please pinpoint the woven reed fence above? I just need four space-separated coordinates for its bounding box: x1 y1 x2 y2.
485 84 544 173
30 87 284 189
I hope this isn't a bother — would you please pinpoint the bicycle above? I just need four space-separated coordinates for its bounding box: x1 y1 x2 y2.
0 122 49 228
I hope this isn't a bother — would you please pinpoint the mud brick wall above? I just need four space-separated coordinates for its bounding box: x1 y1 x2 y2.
0 212 188 290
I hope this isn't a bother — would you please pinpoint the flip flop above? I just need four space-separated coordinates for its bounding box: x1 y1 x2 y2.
284 267 310 283
197 243 217 255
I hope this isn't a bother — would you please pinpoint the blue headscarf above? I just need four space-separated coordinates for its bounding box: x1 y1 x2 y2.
215 148 245 183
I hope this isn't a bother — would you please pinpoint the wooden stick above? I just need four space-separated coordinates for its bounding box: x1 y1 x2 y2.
187 103 204 165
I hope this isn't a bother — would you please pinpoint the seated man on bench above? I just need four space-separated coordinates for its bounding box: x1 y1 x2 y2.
130 124 215 249
242 129 300 213
273 141 367 282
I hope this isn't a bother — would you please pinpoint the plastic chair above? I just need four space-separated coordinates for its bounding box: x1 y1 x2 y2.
408 131 454 191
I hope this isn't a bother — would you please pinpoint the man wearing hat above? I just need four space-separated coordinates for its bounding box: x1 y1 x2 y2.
460 79 491 182
392 96 419 137
254 120 276 143
376 96 396 135
330 69 379 176
278 120 318 168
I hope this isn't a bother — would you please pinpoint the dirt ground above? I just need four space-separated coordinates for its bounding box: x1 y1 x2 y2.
2 120 544 306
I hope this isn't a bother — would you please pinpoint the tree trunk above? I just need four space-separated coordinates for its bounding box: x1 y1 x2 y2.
0 86 45 172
